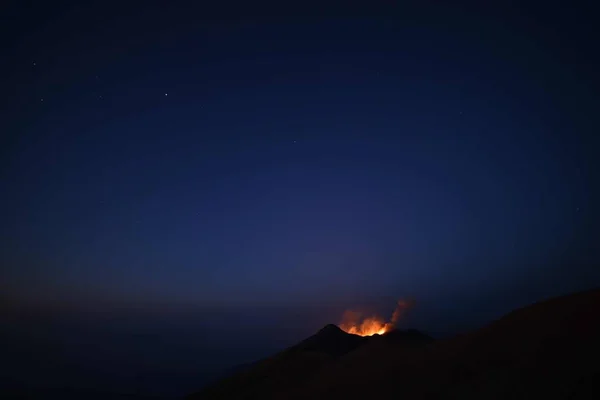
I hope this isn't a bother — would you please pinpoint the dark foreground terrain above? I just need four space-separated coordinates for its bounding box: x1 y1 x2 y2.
188 288 600 399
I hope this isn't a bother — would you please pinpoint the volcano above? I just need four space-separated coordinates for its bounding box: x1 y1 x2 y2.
188 288 600 399
288 324 368 356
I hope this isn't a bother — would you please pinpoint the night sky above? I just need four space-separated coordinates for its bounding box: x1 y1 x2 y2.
1 1 599 397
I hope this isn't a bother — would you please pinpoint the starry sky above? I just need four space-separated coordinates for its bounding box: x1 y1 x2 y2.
1 1 599 396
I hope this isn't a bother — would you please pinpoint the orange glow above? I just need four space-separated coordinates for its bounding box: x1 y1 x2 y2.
339 314 391 336
339 299 414 337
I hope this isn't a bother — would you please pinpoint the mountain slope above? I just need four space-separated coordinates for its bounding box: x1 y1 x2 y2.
287 324 367 356
188 288 600 400
189 323 381 399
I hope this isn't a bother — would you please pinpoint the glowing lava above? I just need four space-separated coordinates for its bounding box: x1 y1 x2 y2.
339 313 391 336
339 299 414 337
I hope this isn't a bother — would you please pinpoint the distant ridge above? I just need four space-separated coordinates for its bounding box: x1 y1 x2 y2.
288 323 367 357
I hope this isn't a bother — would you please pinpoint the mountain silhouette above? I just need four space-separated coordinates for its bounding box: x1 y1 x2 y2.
288 323 368 356
188 288 600 399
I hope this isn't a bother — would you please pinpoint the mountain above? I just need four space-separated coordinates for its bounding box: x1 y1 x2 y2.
287 323 368 356
187 288 600 399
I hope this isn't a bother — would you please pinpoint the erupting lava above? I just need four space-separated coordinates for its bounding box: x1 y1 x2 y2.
339 299 414 337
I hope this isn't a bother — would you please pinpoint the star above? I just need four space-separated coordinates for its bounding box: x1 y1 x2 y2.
165 93 168 96
33 62 36 66
40 98 44 102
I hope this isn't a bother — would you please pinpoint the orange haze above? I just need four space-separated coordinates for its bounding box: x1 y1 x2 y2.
339 299 414 336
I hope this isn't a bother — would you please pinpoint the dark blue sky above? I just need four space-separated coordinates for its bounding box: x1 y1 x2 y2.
1 1 599 395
